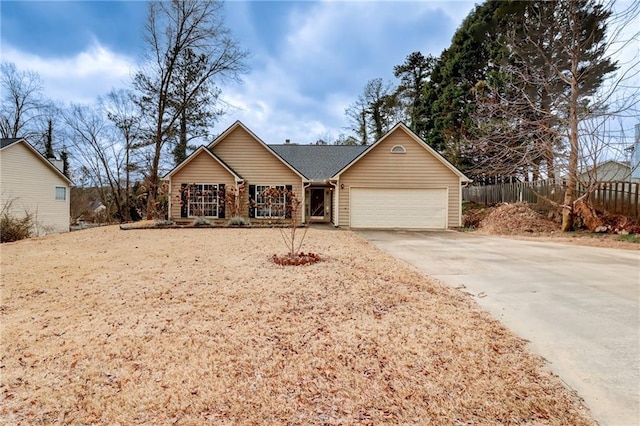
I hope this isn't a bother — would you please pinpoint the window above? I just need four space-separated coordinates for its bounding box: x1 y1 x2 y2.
391 145 406 153
255 185 286 218
55 186 66 201
187 184 218 217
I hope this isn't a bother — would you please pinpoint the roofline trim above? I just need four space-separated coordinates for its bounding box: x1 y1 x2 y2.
1 138 74 185
164 145 243 180
208 120 309 181
0 138 23 150
332 122 472 182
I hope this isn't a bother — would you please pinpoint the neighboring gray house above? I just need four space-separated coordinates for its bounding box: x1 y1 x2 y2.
0 138 73 235
577 160 637 183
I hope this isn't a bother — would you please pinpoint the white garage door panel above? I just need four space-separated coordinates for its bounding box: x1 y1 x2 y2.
351 188 447 229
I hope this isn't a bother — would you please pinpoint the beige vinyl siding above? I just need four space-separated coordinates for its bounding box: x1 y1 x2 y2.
211 126 303 221
337 129 461 228
0 142 70 234
169 150 236 221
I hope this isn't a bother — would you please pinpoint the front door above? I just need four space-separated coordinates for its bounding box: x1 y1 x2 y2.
307 187 331 222
310 188 324 217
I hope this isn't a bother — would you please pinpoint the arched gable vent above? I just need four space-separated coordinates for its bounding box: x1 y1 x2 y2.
390 145 406 153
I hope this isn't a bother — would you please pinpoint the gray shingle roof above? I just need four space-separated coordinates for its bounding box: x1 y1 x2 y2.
0 138 23 149
269 144 367 181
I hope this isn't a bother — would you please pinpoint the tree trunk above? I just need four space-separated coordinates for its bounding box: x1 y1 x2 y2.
125 135 131 222
146 131 162 220
561 30 580 232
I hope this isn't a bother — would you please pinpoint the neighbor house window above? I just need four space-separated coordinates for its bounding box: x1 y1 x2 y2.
187 183 218 217
255 185 286 218
55 186 66 201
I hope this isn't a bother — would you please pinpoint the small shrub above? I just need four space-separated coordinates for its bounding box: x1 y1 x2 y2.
1 212 33 243
191 216 212 227
227 215 251 227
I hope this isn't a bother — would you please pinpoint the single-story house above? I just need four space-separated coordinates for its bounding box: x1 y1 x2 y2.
0 138 73 235
165 121 471 229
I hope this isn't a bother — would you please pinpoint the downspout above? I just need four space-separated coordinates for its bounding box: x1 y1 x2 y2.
460 178 471 227
329 179 339 227
168 179 172 221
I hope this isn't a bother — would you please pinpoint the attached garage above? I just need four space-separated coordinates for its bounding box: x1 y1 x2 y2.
334 123 471 229
350 188 448 229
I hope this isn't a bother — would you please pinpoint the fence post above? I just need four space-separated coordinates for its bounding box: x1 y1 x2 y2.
634 182 640 218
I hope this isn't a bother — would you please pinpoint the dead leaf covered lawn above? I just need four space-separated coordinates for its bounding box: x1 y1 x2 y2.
1 227 593 425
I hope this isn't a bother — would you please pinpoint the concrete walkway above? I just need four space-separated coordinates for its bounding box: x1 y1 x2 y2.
357 230 640 426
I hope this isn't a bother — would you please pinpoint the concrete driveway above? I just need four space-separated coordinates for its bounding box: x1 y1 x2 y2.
357 230 639 426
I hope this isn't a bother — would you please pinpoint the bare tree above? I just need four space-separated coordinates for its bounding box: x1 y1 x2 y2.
0 62 47 140
102 89 142 222
64 104 128 222
345 95 369 145
363 78 402 141
345 78 403 144
471 0 638 231
134 0 248 219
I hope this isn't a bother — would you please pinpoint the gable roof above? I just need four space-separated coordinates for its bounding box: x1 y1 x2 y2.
590 160 630 170
333 123 472 182
88 200 106 211
164 145 243 180
269 144 367 182
1 138 22 149
0 137 73 185
208 121 307 181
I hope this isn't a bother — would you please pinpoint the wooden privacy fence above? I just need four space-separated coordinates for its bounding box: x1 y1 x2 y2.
463 180 640 219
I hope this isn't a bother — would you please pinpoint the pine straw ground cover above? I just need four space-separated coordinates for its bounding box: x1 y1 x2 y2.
0 227 593 425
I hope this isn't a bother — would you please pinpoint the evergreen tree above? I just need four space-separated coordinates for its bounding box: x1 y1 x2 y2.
44 119 55 158
60 150 70 179
170 48 223 165
422 0 502 167
393 51 435 135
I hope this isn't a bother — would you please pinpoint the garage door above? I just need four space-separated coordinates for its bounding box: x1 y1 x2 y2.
350 188 447 229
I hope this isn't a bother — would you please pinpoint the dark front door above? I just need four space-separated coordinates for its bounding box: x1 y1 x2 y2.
310 188 325 217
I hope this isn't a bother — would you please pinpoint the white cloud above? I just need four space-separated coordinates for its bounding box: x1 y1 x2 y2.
2 41 136 105
216 1 475 144
1 1 477 145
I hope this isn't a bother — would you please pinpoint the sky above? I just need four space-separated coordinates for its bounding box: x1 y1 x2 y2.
0 0 477 144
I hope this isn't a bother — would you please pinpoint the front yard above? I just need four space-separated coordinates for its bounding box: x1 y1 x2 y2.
1 227 593 424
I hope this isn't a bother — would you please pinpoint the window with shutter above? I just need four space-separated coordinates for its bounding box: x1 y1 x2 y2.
183 183 219 217
252 184 290 219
